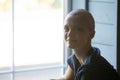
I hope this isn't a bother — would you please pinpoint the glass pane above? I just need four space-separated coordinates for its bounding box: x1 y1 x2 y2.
0 74 12 80
14 0 63 67
15 68 63 80
0 0 12 72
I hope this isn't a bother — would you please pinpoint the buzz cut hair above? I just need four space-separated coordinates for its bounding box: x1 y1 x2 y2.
66 9 95 32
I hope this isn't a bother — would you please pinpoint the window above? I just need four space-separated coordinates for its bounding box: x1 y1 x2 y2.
0 0 64 80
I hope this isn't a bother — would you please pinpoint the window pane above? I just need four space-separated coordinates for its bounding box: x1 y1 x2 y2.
0 0 12 71
14 0 63 67
15 68 63 80
0 74 12 80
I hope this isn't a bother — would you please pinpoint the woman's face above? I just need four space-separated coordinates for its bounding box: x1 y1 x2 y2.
64 15 92 49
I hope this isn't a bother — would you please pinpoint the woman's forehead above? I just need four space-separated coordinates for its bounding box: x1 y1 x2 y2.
64 15 89 27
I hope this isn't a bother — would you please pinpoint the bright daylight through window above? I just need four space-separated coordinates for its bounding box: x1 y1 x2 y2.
0 0 63 80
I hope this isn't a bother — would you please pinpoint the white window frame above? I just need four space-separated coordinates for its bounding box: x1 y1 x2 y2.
0 0 66 79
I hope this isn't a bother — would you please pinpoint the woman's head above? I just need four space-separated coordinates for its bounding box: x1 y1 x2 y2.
64 9 95 49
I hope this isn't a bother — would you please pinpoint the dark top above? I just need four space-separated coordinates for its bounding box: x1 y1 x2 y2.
67 47 120 80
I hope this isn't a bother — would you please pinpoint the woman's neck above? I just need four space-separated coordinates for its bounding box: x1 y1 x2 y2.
74 44 92 65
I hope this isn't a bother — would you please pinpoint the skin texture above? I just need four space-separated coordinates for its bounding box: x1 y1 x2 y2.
54 9 95 80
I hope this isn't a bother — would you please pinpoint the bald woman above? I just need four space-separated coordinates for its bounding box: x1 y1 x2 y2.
52 9 120 80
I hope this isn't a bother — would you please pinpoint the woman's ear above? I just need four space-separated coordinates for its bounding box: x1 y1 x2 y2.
90 30 95 39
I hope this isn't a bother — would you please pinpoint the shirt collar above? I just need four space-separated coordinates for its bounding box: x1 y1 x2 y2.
83 47 100 66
